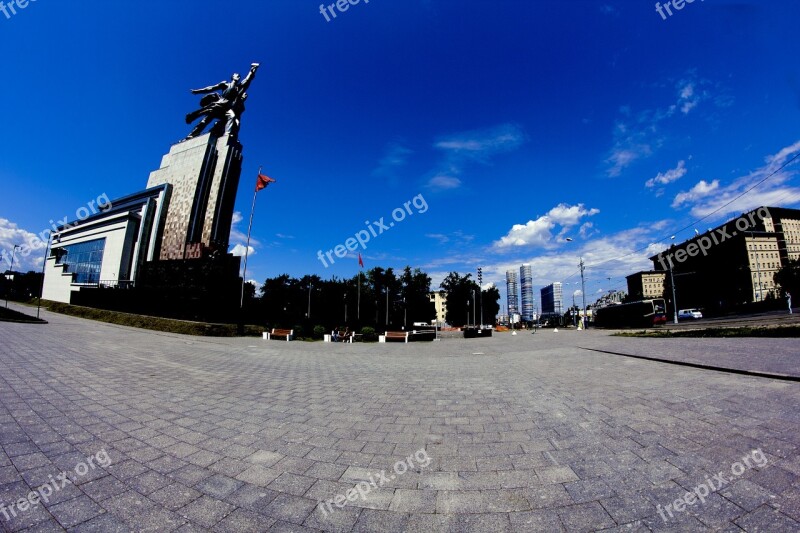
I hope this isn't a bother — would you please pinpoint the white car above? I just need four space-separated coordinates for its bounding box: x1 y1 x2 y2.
678 309 703 320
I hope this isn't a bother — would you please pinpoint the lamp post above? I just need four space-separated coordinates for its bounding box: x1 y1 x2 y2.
477 267 483 326
565 238 587 328
5 244 20 308
668 237 678 324
471 289 476 327
307 284 313 319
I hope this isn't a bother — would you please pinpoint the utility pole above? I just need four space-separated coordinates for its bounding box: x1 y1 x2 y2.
579 257 587 329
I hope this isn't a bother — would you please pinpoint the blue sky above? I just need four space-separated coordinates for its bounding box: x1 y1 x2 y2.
2 0 800 310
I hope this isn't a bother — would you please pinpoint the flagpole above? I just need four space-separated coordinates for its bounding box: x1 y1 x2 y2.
240 166 261 309
357 270 361 321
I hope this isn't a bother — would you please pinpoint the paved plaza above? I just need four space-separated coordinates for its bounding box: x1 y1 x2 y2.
1 306 800 532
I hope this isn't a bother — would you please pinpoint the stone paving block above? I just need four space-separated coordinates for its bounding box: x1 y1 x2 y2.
303 504 361 532
177 495 235 529
212 508 275 532
509 509 565 532
70 512 134 532
734 503 800 531
236 465 281 488
720 478 773 512
148 482 203 511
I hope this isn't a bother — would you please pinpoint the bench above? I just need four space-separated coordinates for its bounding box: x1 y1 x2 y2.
325 330 350 342
263 328 294 341
379 331 409 343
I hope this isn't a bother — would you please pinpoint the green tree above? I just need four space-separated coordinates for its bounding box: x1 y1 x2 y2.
481 285 500 325
440 272 480 327
774 258 800 301
399 266 436 327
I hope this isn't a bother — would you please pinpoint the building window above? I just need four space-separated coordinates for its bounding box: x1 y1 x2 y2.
59 238 105 284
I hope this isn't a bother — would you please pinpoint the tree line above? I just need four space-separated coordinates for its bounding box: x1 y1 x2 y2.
244 267 500 335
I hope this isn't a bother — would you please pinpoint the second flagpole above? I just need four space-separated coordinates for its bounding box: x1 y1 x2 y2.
240 166 261 309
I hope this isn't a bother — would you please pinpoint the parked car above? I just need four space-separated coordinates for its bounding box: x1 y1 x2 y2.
678 309 703 320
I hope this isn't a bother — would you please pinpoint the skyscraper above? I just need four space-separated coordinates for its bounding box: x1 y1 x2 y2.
506 270 519 317
541 282 563 316
520 264 534 322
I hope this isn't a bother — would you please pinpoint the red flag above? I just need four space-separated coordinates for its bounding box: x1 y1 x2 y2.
358 253 364 268
255 173 275 192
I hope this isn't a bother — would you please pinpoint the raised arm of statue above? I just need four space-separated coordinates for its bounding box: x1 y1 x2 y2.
191 81 228 95
239 63 260 93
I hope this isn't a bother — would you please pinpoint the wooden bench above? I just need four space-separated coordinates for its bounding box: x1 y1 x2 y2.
263 328 294 341
379 331 409 343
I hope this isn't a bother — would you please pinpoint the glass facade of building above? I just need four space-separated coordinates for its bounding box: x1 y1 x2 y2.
541 282 563 315
506 270 519 316
56 238 105 284
520 264 534 321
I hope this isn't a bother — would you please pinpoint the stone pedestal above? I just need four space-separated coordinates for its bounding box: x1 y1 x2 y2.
147 133 243 260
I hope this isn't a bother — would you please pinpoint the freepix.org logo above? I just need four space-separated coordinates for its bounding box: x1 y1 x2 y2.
0 0 37 21
316 193 428 268
656 207 770 270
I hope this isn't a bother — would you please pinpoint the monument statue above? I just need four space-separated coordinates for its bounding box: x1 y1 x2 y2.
183 62 260 141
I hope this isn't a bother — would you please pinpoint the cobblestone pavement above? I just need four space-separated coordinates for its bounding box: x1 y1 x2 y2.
1 307 799 532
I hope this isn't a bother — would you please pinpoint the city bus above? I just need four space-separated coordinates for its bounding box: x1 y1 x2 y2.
594 298 667 328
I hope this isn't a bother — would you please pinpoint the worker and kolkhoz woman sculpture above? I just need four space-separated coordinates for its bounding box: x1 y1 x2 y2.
183 62 260 141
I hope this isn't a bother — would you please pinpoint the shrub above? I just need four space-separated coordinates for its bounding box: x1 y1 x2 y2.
313 325 326 339
360 326 378 342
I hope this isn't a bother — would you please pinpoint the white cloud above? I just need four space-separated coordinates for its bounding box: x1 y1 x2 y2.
0 218 48 272
604 73 713 177
231 211 243 225
425 175 462 191
547 204 600 227
373 143 412 182
493 203 600 249
678 82 700 114
646 160 687 188
424 124 525 192
672 179 720 208
230 244 255 257
673 140 800 218
434 123 525 157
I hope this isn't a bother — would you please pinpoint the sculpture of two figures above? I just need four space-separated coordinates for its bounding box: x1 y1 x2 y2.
183 62 260 141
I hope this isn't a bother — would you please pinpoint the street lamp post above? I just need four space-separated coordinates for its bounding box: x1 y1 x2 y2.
471 289 476 327
477 267 483 326
5 244 20 308
307 284 313 319
668 239 678 324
